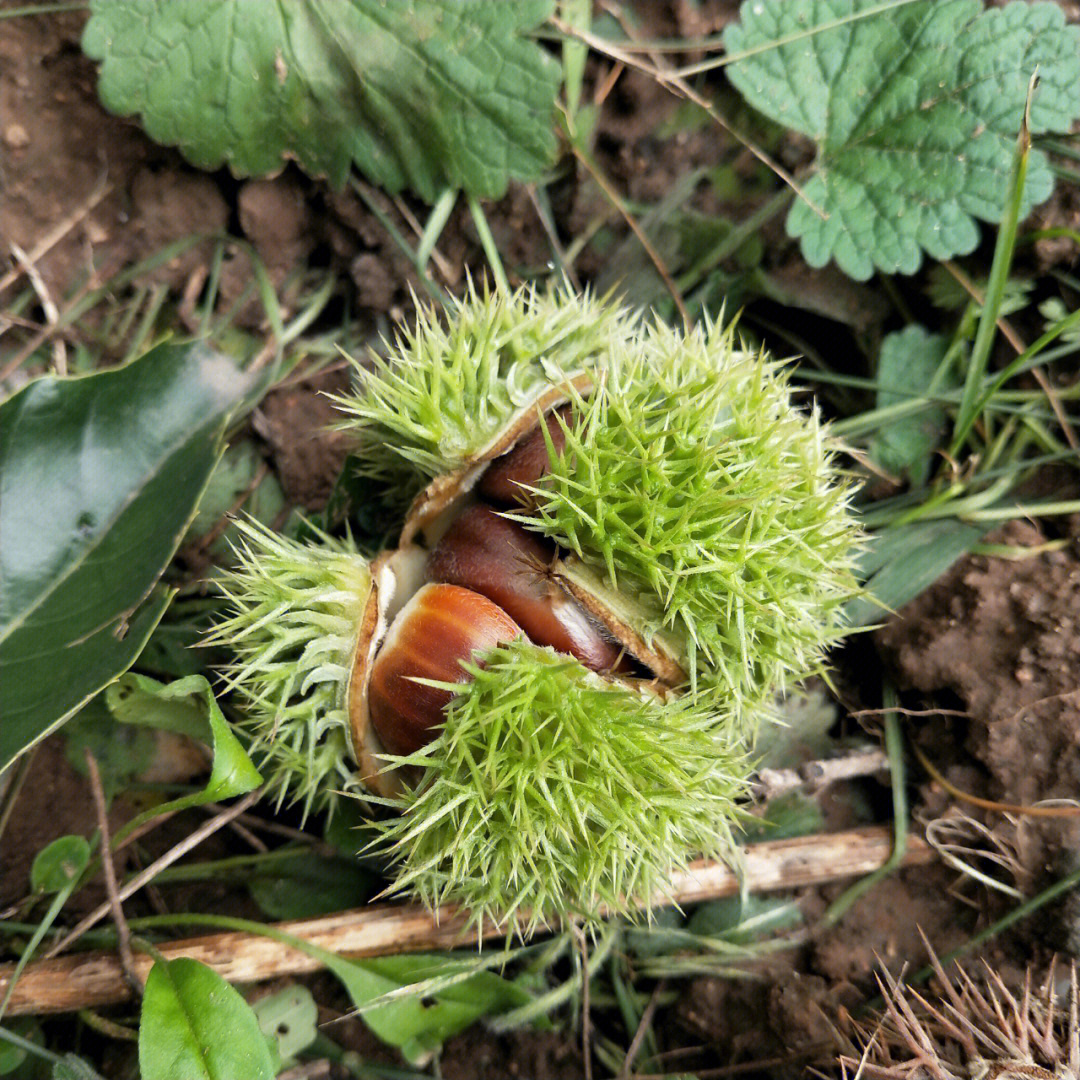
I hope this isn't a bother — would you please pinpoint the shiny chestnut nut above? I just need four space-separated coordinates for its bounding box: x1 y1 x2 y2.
477 403 574 507
427 504 628 674
367 582 523 758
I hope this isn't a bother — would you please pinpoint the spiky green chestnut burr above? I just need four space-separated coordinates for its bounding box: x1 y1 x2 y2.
340 285 860 704
208 518 377 817
375 639 750 934
215 284 861 929
525 317 857 698
331 285 638 513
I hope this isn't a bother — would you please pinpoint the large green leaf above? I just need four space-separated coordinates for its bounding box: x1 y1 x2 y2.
724 1 1080 279
82 0 561 200
139 959 275 1080
0 344 251 773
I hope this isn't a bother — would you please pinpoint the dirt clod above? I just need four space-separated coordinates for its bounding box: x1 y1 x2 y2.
877 521 1080 807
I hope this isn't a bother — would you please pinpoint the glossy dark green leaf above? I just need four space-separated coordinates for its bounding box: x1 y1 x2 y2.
0 344 253 772
139 959 275 1080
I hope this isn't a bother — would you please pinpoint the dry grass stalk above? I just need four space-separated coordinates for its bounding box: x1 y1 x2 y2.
839 949 1079 1080
1 825 931 1016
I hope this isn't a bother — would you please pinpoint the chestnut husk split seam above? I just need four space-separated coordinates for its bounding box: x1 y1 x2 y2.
212 285 862 931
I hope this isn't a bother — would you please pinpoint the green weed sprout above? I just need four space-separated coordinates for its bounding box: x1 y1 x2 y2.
214 285 860 930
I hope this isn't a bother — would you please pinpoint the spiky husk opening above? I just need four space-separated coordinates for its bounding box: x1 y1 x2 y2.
374 639 751 935
523 317 860 701
331 284 636 508
209 519 372 820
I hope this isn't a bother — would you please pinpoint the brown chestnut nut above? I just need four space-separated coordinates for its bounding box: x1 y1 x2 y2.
477 403 574 507
367 583 523 758
427 504 628 674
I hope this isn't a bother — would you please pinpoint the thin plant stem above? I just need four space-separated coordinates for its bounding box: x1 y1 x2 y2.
673 0 924 77
551 13 825 218
952 79 1034 455
0 1026 74 1069
0 748 36 854
417 188 458 273
904 864 1080 991
466 195 510 295
573 144 690 327
488 923 619 1034
822 685 907 926
349 179 446 305
83 748 139 995
676 188 794 296
44 789 263 960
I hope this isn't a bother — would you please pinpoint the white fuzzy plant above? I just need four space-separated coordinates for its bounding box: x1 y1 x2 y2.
212 286 861 932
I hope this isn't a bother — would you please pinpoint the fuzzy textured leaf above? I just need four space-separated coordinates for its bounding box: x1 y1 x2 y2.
83 0 561 199
724 1 1080 279
0 344 252 773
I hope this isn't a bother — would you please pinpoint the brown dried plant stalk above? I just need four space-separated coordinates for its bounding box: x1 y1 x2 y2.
840 952 1079 1080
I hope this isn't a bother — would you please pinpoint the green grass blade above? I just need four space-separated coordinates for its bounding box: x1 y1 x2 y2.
951 76 1036 455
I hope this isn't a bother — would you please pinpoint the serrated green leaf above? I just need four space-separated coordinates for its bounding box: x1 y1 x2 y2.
83 0 561 200
725 1 1080 279
139 959 275 1080
870 326 952 486
0 343 252 774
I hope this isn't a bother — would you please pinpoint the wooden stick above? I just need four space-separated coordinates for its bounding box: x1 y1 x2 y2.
0 827 933 1016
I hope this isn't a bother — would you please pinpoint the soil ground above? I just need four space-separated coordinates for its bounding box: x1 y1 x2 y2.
3 3 1080 1078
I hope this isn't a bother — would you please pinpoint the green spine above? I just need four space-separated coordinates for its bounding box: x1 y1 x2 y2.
210 518 372 819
